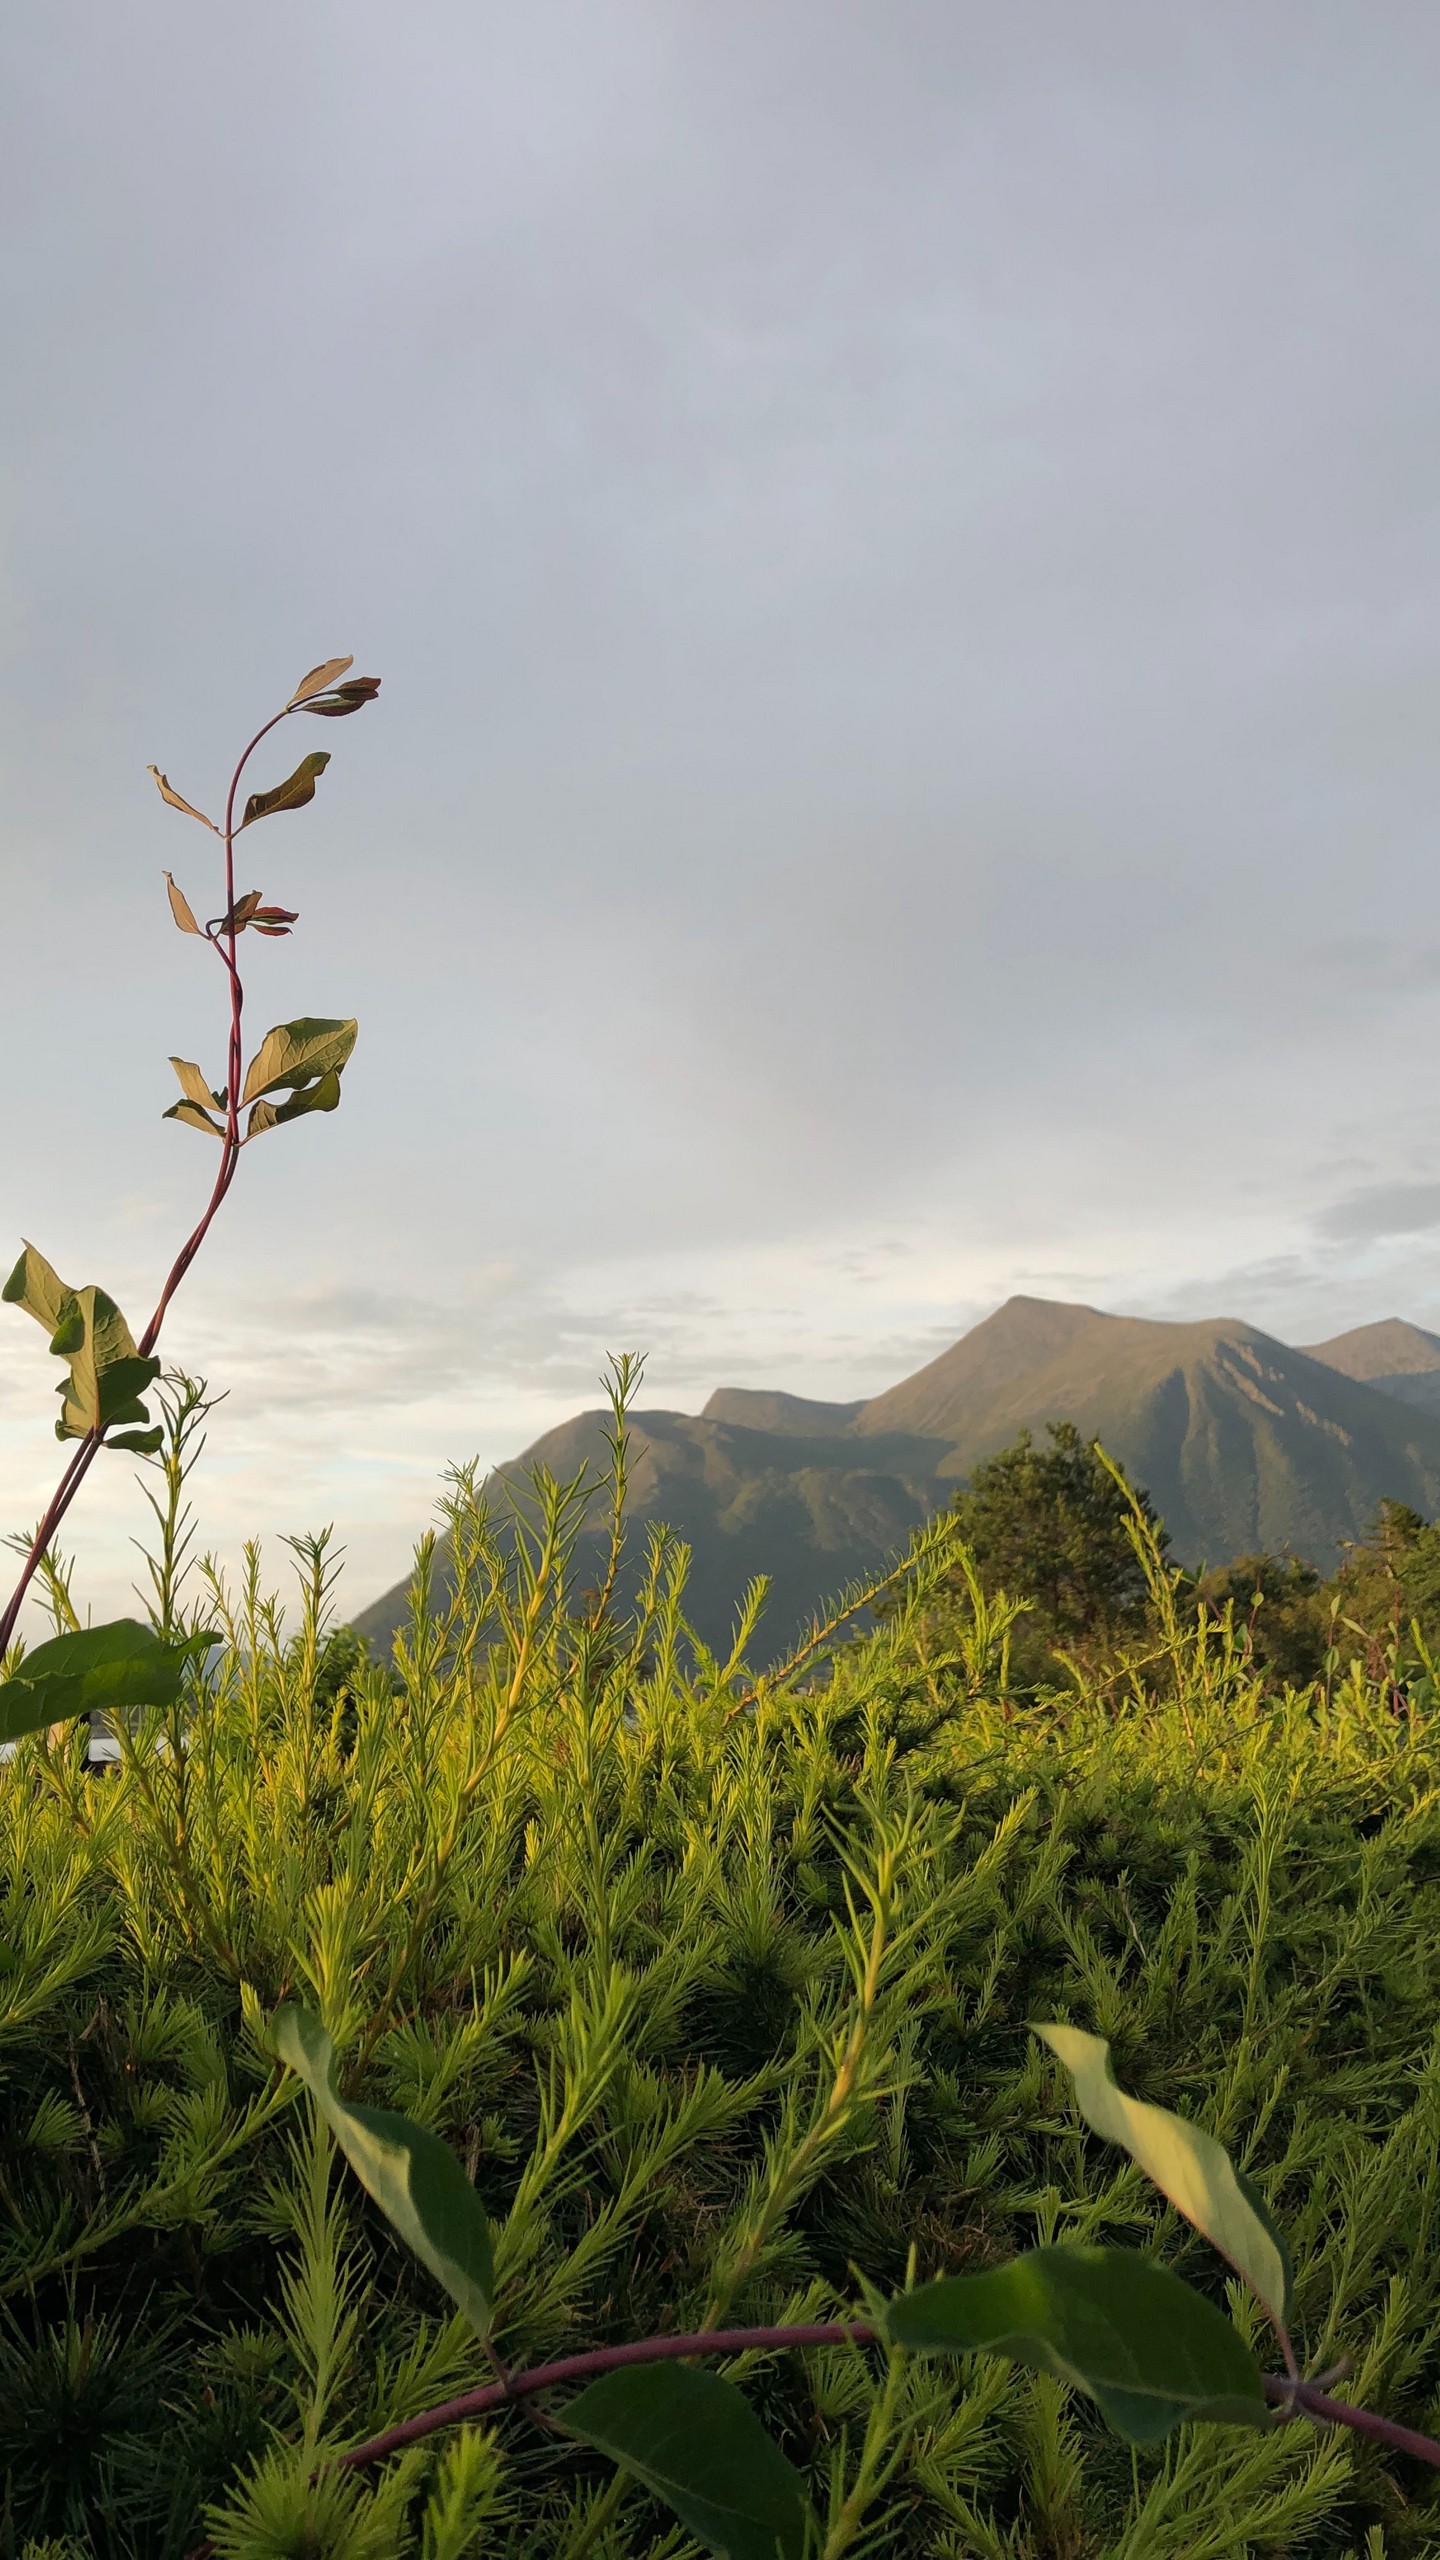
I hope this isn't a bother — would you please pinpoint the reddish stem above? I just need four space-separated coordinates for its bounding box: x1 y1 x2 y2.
0 704 292 1659
334 2322 1440 2478
338 2323 877 2468
1262 2373 1440 2465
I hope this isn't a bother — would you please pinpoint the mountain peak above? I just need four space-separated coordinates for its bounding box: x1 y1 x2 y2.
1304 1317 1440 1381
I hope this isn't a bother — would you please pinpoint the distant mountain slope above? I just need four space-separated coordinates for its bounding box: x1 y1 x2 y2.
1304 1318 1440 1419
858 1295 1440 1564
351 1295 1440 1655
350 1402 944 1659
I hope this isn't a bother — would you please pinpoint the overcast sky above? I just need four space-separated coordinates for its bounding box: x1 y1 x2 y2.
5 1 1440 1627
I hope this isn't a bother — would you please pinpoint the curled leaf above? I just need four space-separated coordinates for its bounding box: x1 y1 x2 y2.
245 1068 342 1140
302 675 381 718
289 655 353 707
269 2006 495 2334
3 1242 68 1334
164 1099 226 1139
164 872 203 934
241 1017 356 1107
1034 2026 1292 2330
240 752 331 831
148 768 218 832
3 1250 159 1441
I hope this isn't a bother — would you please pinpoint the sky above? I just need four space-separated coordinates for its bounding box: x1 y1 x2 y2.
5 1 1440 1629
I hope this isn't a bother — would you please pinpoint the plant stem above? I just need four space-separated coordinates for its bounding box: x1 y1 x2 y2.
1261 2373 1440 2464
339 2324 877 2467
333 2328 1440 2476
0 705 291 1657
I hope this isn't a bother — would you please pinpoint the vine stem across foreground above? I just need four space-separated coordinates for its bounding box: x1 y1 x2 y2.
332 2322 1440 2474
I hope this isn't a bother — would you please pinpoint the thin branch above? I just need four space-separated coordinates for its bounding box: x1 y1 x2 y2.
339 2323 876 2467
333 2325 1440 2476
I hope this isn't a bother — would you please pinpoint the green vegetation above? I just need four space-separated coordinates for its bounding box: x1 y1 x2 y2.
9 668 1440 2552
7 1393 1440 2555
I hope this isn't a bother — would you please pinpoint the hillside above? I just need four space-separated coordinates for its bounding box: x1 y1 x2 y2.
1303 1316 1440 1418
351 1295 1440 1654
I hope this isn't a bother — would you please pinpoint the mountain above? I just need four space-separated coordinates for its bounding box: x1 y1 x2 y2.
1303 1318 1440 1419
350 1296 1440 1656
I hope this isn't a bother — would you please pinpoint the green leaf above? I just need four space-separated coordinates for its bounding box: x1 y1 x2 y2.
1034 2025 1292 2328
886 2245 1268 2445
269 2007 494 2336
289 654 354 706
4 1249 161 1442
240 751 330 830
164 1100 226 1139
246 1068 344 1139
3 1241 68 1334
563 2363 810 2560
106 1427 165 1455
241 1017 357 1107
0 1619 216 1745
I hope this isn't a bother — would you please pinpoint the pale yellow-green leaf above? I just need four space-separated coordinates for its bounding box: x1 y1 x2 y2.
288 654 353 706
164 872 203 934
163 1100 225 1139
1034 2025 1290 2330
147 767 218 831
2 1241 69 1335
168 1058 222 1112
241 1017 357 1107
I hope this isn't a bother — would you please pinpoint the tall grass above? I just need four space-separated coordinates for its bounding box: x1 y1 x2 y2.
4 1411 1440 2556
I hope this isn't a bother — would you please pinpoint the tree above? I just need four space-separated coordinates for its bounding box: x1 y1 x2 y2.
946 1421 1165 1667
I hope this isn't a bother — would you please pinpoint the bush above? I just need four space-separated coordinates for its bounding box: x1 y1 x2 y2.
4 1439 1440 2556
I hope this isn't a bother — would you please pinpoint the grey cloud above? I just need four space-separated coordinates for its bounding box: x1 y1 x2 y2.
1316 1186 1440 1244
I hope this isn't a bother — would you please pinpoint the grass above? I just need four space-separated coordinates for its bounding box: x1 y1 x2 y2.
5 1429 1440 2557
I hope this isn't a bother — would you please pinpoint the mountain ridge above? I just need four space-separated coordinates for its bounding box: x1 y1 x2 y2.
351 1297 1440 1654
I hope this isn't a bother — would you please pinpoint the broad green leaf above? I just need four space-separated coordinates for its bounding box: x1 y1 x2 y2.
148 767 218 832
0 1619 216 1744
1034 2025 1292 2328
563 2363 809 2560
886 2245 1268 2445
269 2007 494 2335
164 1100 225 1139
289 654 353 706
4 1250 160 1442
106 1426 165 1455
240 751 330 830
47 1292 160 1440
169 1057 224 1111
164 872 203 933
3 1241 68 1335
241 1017 357 1107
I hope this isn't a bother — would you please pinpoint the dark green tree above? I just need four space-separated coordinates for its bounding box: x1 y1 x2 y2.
1328 1499 1440 1676
1187 1553 1329 1689
946 1421 1166 1667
